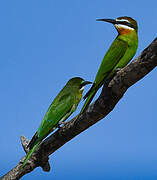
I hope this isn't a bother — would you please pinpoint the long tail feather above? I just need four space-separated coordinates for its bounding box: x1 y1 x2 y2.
21 140 41 168
80 88 97 114
80 73 114 116
83 84 95 100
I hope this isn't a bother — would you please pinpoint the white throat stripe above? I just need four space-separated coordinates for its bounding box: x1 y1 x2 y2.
115 24 134 30
80 86 85 91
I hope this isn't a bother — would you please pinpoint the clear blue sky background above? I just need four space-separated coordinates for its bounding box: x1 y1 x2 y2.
0 0 157 179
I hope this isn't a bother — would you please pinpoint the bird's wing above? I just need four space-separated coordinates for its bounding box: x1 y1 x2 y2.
81 38 128 114
23 92 76 168
94 37 128 85
36 92 75 139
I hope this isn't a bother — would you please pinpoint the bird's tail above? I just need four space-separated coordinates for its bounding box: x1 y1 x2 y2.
79 85 97 115
79 75 114 116
21 138 41 168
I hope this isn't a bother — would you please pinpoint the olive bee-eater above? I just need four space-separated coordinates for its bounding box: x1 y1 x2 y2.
80 16 138 113
22 77 92 167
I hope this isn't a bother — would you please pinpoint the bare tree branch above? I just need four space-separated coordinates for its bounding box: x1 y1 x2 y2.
1 38 157 180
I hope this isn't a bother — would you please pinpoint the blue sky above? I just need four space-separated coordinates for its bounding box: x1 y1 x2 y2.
0 0 157 179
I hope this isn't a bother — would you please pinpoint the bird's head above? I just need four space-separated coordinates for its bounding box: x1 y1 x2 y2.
67 77 92 93
97 16 138 35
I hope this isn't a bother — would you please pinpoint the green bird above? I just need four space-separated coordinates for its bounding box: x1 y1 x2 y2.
22 77 92 167
80 16 138 113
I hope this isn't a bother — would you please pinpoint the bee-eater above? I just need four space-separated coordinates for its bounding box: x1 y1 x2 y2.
22 77 92 167
80 16 138 113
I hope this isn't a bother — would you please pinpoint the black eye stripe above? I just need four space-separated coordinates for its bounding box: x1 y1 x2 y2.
117 21 134 28
80 83 84 89
80 81 92 89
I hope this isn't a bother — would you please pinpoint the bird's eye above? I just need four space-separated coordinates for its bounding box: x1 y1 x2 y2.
122 21 127 25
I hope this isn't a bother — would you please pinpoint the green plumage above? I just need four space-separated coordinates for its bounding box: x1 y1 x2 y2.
22 77 91 167
80 16 138 113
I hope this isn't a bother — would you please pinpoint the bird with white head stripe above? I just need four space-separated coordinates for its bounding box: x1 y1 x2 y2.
80 16 138 114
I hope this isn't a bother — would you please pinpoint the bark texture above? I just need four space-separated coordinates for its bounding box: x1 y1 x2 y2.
1 38 157 180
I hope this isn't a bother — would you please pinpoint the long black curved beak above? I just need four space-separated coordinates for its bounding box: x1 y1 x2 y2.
81 81 93 87
80 81 92 90
96 18 117 25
